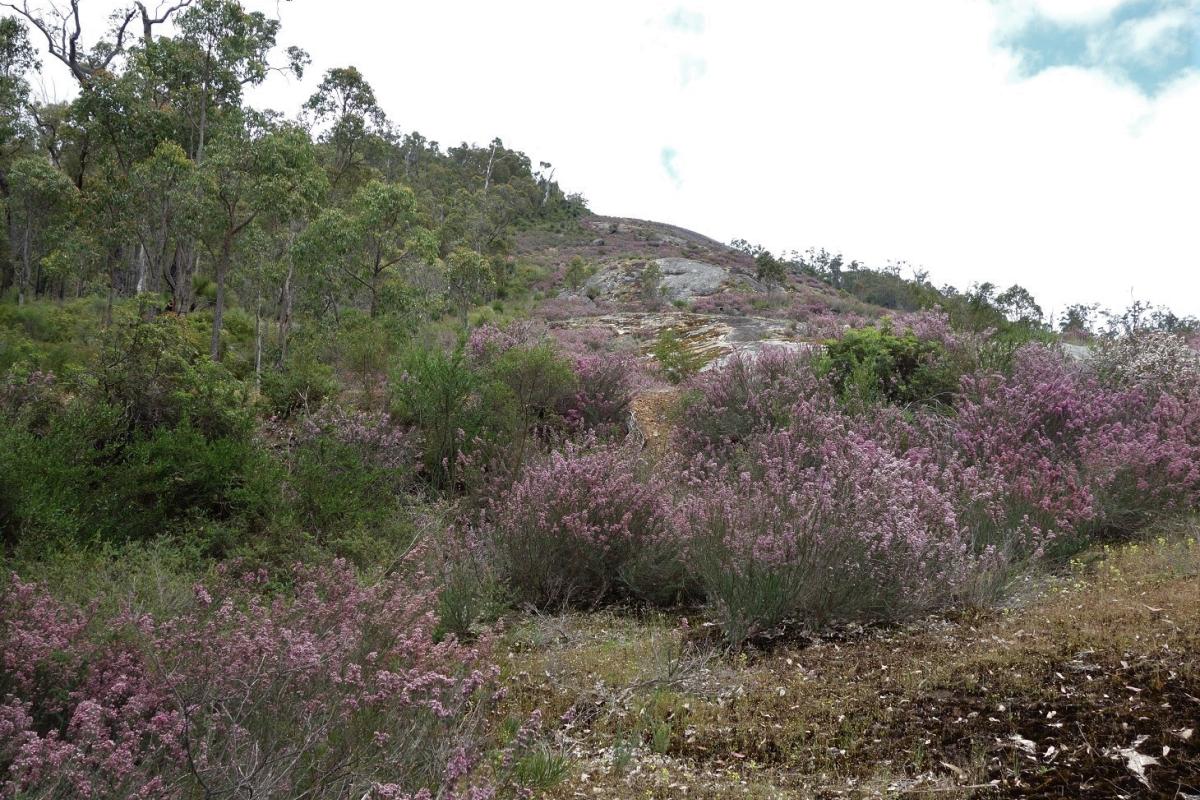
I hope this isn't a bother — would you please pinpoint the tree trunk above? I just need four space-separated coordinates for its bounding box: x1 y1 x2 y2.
483 142 496 195
136 242 148 293
171 242 193 312
209 235 231 361
276 257 294 367
18 226 31 306
178 85 210 315
105 255 116 327
0 169 13 295
254 295 263 385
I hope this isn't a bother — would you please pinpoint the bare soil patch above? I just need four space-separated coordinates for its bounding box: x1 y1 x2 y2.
498 531 1200 798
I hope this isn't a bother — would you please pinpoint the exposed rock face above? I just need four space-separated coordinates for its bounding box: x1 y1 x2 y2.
531 215 834 373
656 257 764 300
580 257 762 303
1062 343 1093 362
554 311 810 370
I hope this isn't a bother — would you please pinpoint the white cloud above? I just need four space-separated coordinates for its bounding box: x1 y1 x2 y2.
1001 0 1132 25
1095 7 1194 66
22 0 1200 316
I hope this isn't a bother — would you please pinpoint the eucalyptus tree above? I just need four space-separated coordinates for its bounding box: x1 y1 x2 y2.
995 284 1044 327
0 0 194 89
304 66 386 193
445 247 493 334
295 179 437 321
161 0 300 163
199 114 325 360
5 154 76 304
0 16 35 151
1 16 37 293
72 161 131 317
155 0 307 313
128 140 202 299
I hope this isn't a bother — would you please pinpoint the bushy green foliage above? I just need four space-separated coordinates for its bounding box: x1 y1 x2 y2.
392 340 577 491
391 347 487 489
335 311 393 403
0 319 275 556
564 255 592 290
488 342 575 465
259 355 337 416
652 328 706 384
91 316 253 437
0 392 277 555
638 262 665 307
271 407 415 564
0 299 108 373
434 560 509 641
818 325 960 407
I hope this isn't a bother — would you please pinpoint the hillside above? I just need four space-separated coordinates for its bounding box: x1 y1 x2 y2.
516 215 882 369
3 4 1200 799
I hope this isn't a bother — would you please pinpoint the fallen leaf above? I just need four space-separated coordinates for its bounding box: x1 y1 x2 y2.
1121 749 1158 788
1008 734 1036 754
1108 736 1158 789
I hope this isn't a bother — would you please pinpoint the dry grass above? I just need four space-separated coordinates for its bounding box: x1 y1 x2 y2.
498 521 1200 798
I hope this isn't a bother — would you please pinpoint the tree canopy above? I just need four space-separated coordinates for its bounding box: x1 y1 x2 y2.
0 0 585 361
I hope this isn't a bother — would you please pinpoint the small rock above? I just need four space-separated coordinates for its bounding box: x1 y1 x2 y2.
591 238 605 246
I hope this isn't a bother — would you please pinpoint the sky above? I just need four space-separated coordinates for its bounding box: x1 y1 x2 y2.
22 0 1200 320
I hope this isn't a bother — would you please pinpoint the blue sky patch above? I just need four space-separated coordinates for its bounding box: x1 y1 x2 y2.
665 7 705 34
997 0 1198 94
660 147 682 187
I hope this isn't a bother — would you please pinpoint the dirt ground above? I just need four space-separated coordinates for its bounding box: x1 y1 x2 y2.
498 523 1200 799
628 388 681 460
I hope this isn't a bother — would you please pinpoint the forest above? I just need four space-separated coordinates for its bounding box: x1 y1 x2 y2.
2 2 1199 798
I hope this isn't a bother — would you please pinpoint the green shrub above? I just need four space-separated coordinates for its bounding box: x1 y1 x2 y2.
337 313 393 404
652 329 706 384
110 424 279 547
487 342 574 468
435 560 509 641
284 413 410 546
0 318 276 557
0 400 277 555
259 356 337 417
0 299 106 373
392 348 487 490
818 325 960 408
0 402 112 550
392 342 574 492
91 316 253 437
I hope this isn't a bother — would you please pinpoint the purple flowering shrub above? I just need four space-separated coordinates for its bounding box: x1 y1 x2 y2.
465 321 547 367
533 295 605 321
667 336 1200 642
470 441 687 608
675 347 829 456
1091 330 1200 390
680 418 1016 642
0 561 540 800
689 291 755 316
957 343 1200 541
467 322 644 439
557 349 639 434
